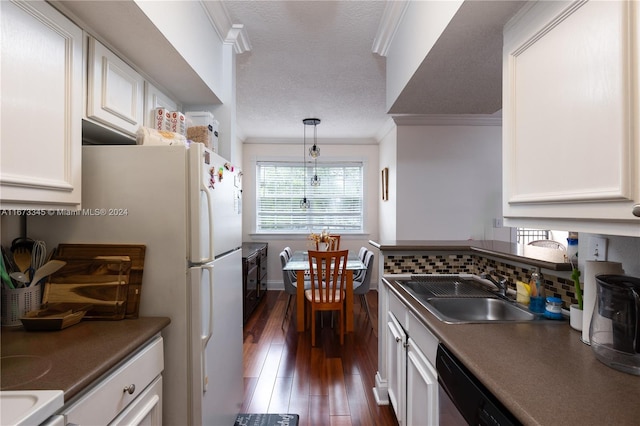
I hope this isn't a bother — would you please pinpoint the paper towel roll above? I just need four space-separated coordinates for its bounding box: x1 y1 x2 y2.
582 261 624 344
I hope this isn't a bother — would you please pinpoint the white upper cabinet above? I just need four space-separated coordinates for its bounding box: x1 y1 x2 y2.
0 0 82 210
87 37 144 137
503 0 640 236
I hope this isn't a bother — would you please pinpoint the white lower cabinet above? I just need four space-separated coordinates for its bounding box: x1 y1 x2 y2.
54 335 164 426
387 291 439 425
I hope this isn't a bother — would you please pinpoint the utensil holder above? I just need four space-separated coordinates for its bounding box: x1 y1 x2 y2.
1 284 42 326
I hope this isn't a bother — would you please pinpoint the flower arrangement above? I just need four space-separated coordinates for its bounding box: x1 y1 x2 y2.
308 230 335 247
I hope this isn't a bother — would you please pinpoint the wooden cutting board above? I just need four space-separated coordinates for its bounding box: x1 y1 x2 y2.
55 244 146 319
46 257 131 320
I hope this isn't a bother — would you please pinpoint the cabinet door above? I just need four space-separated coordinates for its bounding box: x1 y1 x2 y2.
0 0 82 209
406 338 438 426
87 37 144 136
386 311 406 425
503 0 640 236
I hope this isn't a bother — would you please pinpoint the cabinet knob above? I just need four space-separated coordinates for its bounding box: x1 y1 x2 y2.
395 336 401 343
123 384 136 395
633 204 640 217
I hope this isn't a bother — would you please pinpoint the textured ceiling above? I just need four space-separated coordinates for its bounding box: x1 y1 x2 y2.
224 0 388 142
224 1 525 143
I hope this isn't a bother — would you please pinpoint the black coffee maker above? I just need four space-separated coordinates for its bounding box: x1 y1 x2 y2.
590 274 640 375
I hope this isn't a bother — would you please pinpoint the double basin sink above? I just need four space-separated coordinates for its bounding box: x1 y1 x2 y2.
395 276 537 324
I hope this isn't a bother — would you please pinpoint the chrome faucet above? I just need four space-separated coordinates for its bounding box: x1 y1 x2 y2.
481 272 510 299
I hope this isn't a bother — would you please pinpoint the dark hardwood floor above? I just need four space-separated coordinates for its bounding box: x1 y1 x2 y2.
242 290 398 426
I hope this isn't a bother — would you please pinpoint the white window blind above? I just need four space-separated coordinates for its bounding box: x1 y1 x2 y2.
256 161 364 233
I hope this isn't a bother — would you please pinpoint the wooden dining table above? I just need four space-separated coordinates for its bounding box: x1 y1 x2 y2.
282 250 367 332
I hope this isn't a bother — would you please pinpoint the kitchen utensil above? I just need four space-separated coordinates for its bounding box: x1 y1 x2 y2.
9 272 29 286
590 274 640 375
12 246 31 275
11 237 34 274
31 240 47 271
29 260 66 287
1 254 14 289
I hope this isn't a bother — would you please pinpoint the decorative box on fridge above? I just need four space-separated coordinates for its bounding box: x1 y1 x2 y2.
186 111 219 152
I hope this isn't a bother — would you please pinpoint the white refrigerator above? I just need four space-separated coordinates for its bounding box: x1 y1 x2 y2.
31 144 243 426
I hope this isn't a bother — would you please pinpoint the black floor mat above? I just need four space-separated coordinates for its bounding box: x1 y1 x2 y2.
234 413 299 426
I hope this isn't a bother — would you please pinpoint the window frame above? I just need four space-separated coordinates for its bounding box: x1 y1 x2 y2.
255 159 366 235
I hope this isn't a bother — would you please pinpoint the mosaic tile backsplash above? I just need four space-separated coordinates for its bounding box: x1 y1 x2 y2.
384 254 578 309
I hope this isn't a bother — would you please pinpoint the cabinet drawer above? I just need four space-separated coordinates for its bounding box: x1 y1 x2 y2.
408 312 439 366
64 335 164 425
388 290 408 330
245 255 258 269
109 375 162 426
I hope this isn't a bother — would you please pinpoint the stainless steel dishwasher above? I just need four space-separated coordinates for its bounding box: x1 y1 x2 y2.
436 344 520 426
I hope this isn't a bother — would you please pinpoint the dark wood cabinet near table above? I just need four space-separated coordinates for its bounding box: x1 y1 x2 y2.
242 242 268 323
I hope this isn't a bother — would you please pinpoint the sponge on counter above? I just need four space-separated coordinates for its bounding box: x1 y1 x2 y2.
516 281 531 305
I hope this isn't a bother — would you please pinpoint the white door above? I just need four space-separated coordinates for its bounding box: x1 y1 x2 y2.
202 250 243 426
188 265 211 426
87 37 144 136
188 143 215 264
208 151 242 257
406 338 438 426
387 311 406 425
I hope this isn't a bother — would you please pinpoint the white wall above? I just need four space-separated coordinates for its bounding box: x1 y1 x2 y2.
378 124 397 242
579 234 640 278
242 142 380 289
395 124 509 241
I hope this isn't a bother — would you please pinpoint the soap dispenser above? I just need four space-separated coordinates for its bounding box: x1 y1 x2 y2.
529 267 546 313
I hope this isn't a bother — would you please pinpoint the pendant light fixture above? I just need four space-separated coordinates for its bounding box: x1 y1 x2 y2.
304 118 321 187
300 118 318 209
307 118 321 158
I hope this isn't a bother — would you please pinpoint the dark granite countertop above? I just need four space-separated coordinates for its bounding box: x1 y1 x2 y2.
1 317 170 401
384 277 640 425
369 239 572 271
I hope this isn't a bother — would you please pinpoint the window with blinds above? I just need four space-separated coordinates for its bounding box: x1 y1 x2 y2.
256 161 364 233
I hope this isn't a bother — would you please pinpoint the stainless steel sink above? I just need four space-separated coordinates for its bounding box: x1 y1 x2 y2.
394 275 537 324
425 297 535 323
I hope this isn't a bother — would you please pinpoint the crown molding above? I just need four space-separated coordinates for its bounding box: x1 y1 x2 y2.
392 114 502 127
201 1 252 54
372 1 410 56
375 117 397 141
226 24 252 54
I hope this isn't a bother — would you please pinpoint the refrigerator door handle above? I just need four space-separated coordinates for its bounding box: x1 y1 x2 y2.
201 264 215 392
200 185 215 264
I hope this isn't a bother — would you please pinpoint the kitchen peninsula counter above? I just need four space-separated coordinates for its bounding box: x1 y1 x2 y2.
385 277 640 425
1 317 170 401
370 239 572 271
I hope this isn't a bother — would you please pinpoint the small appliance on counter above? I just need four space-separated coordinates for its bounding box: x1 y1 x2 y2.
590 274 640 375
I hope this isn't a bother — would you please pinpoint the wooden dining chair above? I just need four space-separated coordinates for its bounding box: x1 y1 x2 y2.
315 234 341 251
305 249 349 346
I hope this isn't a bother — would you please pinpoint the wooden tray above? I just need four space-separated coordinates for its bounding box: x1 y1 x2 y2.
46 257 131 320
55 244 146 319
20 303 93 331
